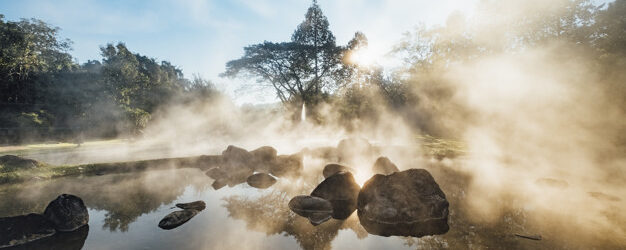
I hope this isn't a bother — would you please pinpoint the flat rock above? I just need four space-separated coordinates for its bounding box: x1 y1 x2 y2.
0 213 56 248
357 169 449 237
246 173 277 189
322 164 353 178
372 156 399 175
43 194 89 232
288 195 333 226
176 201 206 211
158 209 199 230
311 171 360 219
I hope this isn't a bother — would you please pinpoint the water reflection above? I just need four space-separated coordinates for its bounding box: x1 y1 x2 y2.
0 160 624 249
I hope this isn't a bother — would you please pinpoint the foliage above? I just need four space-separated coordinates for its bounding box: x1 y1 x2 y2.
0 16 218 144
223 1 357 109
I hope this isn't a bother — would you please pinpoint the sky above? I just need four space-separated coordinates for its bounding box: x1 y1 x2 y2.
0 0 612 104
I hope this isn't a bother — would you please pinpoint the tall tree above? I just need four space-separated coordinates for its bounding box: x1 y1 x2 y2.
222 1 352 106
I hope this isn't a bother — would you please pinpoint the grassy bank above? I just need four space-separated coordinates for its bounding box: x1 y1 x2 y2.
0 155 222 185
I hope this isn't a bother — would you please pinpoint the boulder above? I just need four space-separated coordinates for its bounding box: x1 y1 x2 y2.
211 179 228 190
270 154 302 177
251 146 277 172
222 145 254 169
176 201 206 211
357 169 449 237
322 164 353 178
0 213 56 248
311 171 360 219
158 209 199 230
205 167 227 180
372 157 399 175
246 173 277 189
288 195 333 226
43 194 89 232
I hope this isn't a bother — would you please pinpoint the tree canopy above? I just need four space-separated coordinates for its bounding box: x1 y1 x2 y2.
222 1 358 106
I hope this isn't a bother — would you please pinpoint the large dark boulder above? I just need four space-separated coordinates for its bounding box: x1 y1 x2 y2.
322 164 353 178
311 171 360 219
357 169 449 237
246 173 277 189
288 195 333 226
270 154 302 177
176 201 206 211
158 209 199 230
43 194 89 232
0 213 56 248
372 156 399 175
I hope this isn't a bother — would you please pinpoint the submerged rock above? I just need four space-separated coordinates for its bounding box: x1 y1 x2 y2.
322 164 353 178
357 169 449 237
43 194 89 232
158 209 199 230
13 224 89 250
288 195 333 226
0 213 56 248
270 154 302 177
311 171 360 219
372 156 399 175
246 173 277 189
176 201 206 211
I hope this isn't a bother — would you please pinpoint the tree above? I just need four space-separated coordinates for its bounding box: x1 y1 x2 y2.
222 1 353 107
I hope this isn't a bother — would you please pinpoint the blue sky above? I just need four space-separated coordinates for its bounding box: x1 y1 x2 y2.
0 0 612 104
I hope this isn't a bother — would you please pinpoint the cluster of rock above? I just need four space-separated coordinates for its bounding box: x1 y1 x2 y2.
205 145 296 190
0 194 89 248
158 201 206 230
289 156 449 238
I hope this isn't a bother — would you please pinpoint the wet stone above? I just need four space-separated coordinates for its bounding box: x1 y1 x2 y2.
158 209 199 230
311 171 360 220
0 213 56 248
288 195 333 226
246 173 277 189
372 156 399 175
322 164 353 178
357 169 449 237
176 201 206 211
43 194 89 232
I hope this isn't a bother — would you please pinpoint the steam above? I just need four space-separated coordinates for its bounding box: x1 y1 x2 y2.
301 103 306 122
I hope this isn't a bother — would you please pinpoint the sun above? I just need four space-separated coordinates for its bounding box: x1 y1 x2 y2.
348 47 378 67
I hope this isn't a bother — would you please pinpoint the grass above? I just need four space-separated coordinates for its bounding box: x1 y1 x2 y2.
416 135 467 159
0 139 126 156
0 155 222 185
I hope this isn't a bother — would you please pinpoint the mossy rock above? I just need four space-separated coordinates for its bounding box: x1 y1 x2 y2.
0 155 45 173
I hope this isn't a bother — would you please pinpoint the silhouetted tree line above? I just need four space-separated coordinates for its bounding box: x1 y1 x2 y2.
0 14 218 144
